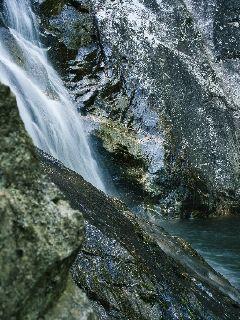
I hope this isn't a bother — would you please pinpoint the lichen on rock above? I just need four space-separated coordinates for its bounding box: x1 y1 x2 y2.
0 83 96 320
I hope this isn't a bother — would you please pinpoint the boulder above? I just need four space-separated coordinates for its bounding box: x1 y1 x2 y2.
0 83 96 320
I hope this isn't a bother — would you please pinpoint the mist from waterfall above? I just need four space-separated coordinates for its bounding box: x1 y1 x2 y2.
0 0 105 191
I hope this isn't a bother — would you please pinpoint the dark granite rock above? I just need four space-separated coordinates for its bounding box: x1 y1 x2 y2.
38 0 96 74
41 153 240 319
88 0 240 216
36 0 240 217
214 0 240 59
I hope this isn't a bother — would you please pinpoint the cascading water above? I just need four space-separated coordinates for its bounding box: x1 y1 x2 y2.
0 0 105 191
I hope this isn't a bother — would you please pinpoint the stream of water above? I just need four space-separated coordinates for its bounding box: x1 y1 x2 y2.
0 0 105 191
161 216 240 289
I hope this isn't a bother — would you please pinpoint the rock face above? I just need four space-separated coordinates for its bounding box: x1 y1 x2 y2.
1 78 240 319
42 154 240 320
0 83 96 320
38 0 240 217
2 3 240 320
214 0 240 59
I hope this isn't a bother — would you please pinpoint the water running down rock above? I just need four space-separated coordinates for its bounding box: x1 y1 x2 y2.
0 0 105 191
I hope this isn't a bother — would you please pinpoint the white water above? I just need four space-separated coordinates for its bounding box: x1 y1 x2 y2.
0 0 105 191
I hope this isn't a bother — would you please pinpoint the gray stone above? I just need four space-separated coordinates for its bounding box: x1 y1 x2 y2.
42 153 240 320
87 0 240 216
214 0 240 59
0 83 96 320
37 0 240 217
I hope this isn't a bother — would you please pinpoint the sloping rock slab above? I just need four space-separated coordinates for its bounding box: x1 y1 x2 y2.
41 153 240 320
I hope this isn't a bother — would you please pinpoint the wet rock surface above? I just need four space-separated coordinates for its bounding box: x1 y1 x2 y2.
2 2 240 320
37 0 96 74
0 83 96 320
214 0 240 59
1 76 240 319
37 0 240 217
42 153 240 320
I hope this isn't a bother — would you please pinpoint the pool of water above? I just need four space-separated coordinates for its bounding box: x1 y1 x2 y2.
160 216 240 289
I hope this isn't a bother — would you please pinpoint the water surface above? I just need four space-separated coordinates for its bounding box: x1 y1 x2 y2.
161 216 240 289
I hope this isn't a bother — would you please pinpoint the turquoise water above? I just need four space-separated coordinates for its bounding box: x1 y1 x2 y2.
160 216 240 289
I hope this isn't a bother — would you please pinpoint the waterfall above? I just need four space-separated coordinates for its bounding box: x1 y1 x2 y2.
0 0 105 191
